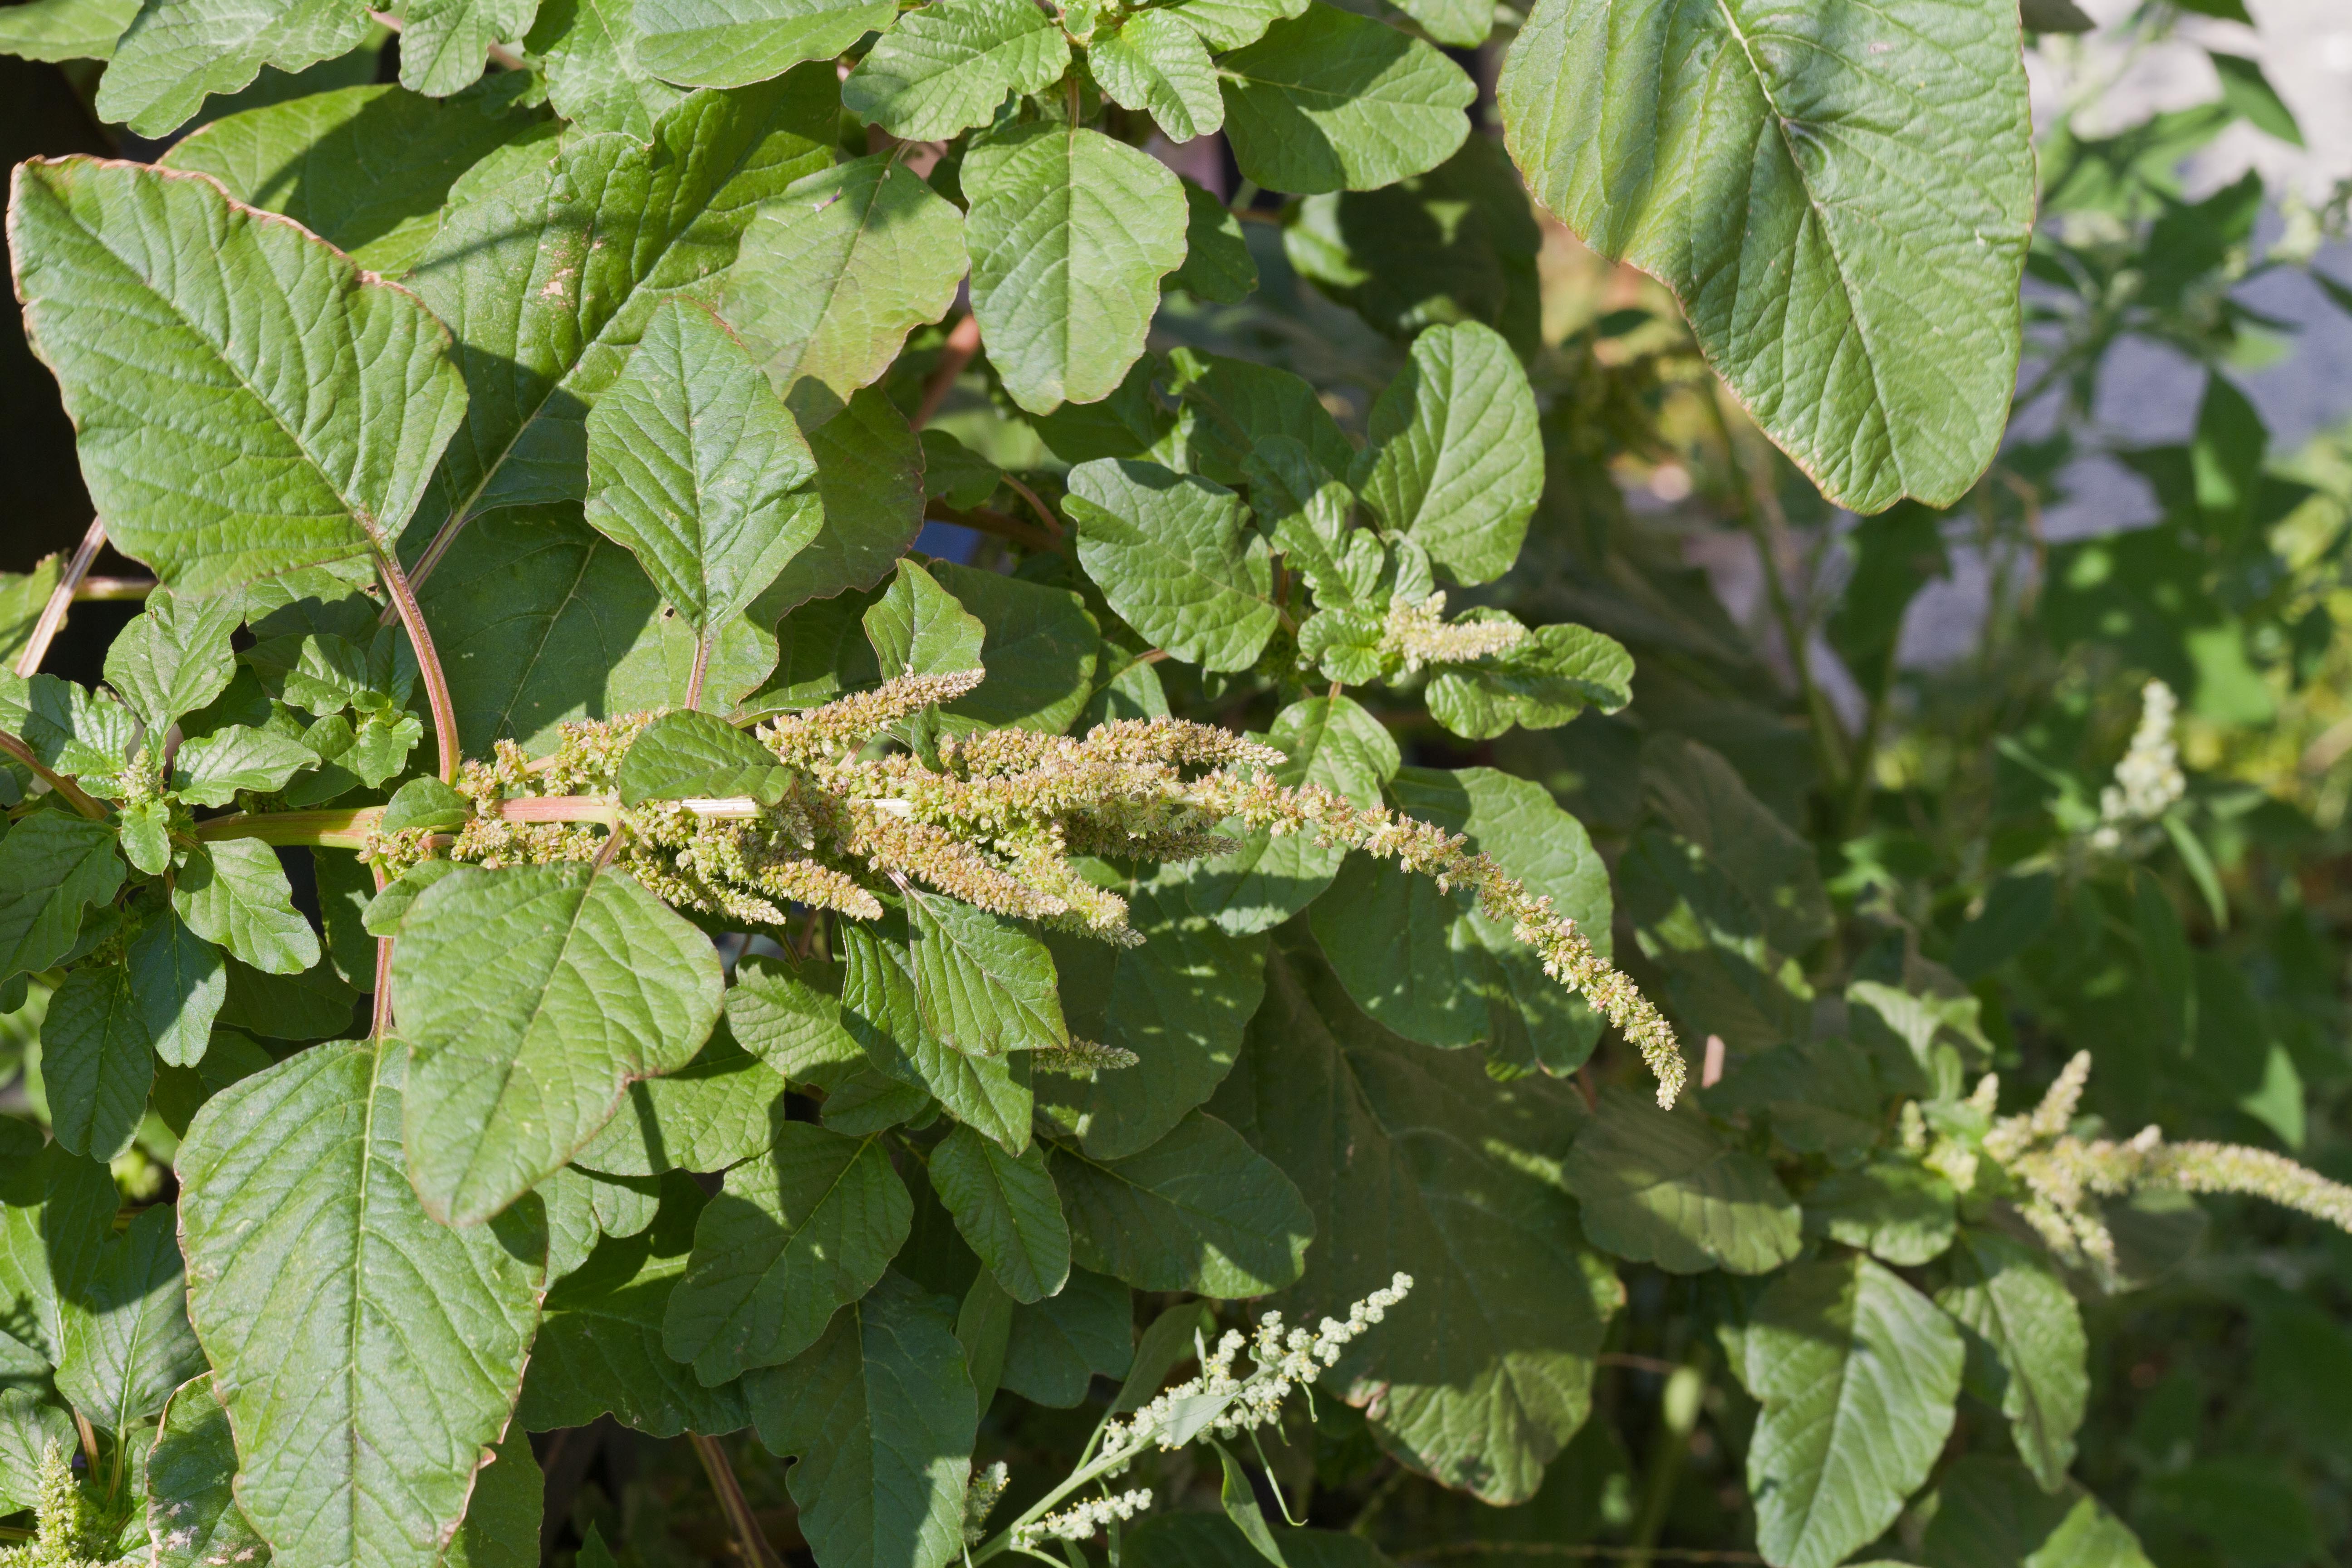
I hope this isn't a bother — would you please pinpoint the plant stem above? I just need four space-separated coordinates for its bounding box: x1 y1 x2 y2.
971 1440 1145 1565
926 499 1062 554
1627 1343 1713 1568
915 314 985 430
368 545 461 785
688 1432 784 1568
0 729 107 821
686 632 712 712
370 861 395 1039
75 576 154 601
14 517 106 679
195 808 382 847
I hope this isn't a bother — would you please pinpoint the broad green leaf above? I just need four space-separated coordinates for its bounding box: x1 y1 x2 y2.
963 121 1189 414
840 917 1033 1152
1114 1299 1215 1413
1921 1456 2152 1568
173 838 320 977
1563 1086 1799 1274
12 672 138 789
217 954 359 1040
1189 695 1397 937
927 562 1100 736
664 1124 911 1382
1313 767 1610 1074
1163 347 1353 488
0 0 136 59
0 1124 115 1366
170 725 322 806
630 0 892 88
0 555 65 668
929 1125 1070 1303
1091 12 1222 141
1936 1231 2087 1494
420 505 776 754
104 590 239 729
1211 941 1620 1504
1353 322 1540 586
617 709 789 805
444 1429 541 1568
1217 6 1473 196
569 1020 791 1176
521 1235 751 1436
1496 0 2036 511
176 1040 542 1568
842 0 1070 140
394 0 537 97
726 953 868 1086
1049 1109 1311 1297
865 558 986 681
1161 0 1303 49
1171 178 1256 302
539 1164 657 1282
161 80 553 274
128 911 226 1069
56 1203 204 1436
747 1271 976 1568
999 1267 1128 1406
393 862 726 1225
1065 459 1277 672
39 960 153 1161
0 1391 72 1514
96 0 373 134
723 154 967 422
1741 1255 1964 1568
748 386 926 617
584 296 821 645
1040 863 1269 1157
524 0 682 139
148 1374 273 1568
1425 622 1634 742
1700 1039 1881 1156
1803 1156 1958 1268
120 799 172 876
0 814 121 988
1620 826 1813 1055
9 160 466 590
407 76 835 534
907 887 1068 1059
1642 734 1833 956
1126 1518 1390 1568
152 1029 275 1139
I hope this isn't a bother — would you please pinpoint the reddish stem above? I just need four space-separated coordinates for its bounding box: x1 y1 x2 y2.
914 313 984 431
0 729 107 820
369 545 462 785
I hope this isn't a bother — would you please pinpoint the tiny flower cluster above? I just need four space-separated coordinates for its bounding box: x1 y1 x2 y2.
1014 1488 1153 1547
1380 592 1527 674
962 1460 1009 1545
2089 679 2184 852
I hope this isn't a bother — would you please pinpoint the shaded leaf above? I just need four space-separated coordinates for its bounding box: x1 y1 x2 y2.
569 1020 790 1176
1217 6 1473 196
173 838 320 977
39 960 153 1162
0 813 123 988
929 1125 1070 1303
1049 1109 1311 1297
1936 1230 2087 1494
999 1267 1130 1406
1564 1087 1800 1275
148 1373 273 1568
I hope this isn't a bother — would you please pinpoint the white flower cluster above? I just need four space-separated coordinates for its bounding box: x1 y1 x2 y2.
1015 1488 1153 1546
962 1461 1009 1545
2091 679 2184 850
1380 593 1526 673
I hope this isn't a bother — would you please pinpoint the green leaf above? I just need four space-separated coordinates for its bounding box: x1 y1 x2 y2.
1066 460 1278 672
95 0 374 135
1126 1518 1391 1568
1563 1086 1799 1274
1353 322 1540 586
392 862 726 1225
521 1233 752 1437
1802 1156 1958 1269
170 725 322 807
0 811 123 989
158 78 553 274
750 385 927 618
420 506 778 756
964 121 1189 414
1164 347 1353 488
723 153 968 423
1113 1298 1215 1412
1040 864 1269 1156
104 590 239 729
585 296 820 646
1161 0 1303 49
1921 1457 2152 1568
843 0 1071 140
618 709 789 805
663 1123 912 1382
726 953 867 1086
0 0 136 60
148 1374 273 1568
1217 5 1473 196
379 775 473 834
9 159 467 589
927 563 1099 737
525 0 682 137
0 1125 116 1365
39 960 153 1162
443 1429 541 1568
1936 1230 2087 1494
999 1266 1130 1406
1092 11 1222 141
1496 0 2035 511
176 1039 543 1568
1189 695 1397 937
172 838 321 977
128 911 226 1069
928 1124 1070 1303
1217 1442 1289 1568
840 916 1033 1152
218 954 359 1040
1643 734 1833 953
119 798 172 876
907 887 1068 1059
1171 178 1256 303
865 558 986 681
1425 623 1635 741
11 672 138 789
56 1203 204 1436
1214 942 1620 1503
394 0 537 97
1740 1255 1965 1568
569 1020 791 1176
1313 766 1610 1073
0 556 65 669
1049 1109 1311 1297
0 1391 71 1514
409 76 836 531
630 0 893 87
747 1270 976 1568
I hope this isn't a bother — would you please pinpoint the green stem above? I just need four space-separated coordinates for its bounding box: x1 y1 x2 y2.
1627 1343 1714 1568
689 1432 783 1568
0 729 107 821
194 808 382 847
369 543 461 785
971 1441 1146 1565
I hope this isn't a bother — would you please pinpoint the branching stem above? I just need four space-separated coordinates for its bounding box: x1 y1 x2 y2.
0 729 107 821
